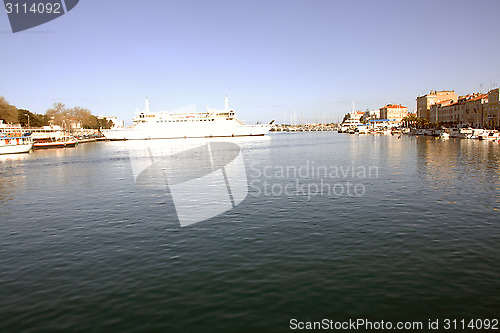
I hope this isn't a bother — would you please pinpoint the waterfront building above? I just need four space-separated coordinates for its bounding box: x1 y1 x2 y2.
379 104 408 123
484 88 499 128
429 93 487 126
429 99 454 123
462 93 488 127
416 90 457 121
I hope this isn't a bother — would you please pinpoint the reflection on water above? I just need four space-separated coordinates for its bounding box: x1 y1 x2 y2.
415 137 500 210
1 134 498 223
0 133 499 332
0 153 31 215
417 136 500 177
130 140 247 226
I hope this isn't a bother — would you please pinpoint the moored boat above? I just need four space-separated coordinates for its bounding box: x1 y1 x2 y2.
0 132 33 155
479 130 500 140
357 124 369 134
457 128 473 139
470 128 486 140
33 135 78 149
439 132 450 139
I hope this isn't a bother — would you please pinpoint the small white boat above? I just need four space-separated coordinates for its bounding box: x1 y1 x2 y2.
439 132 450 139
476 130 499 141
0 132 33 155
470 128 485 139
357 124 370 134
449 128 460 138
482 130 500 140
458 128 473 139
380 128 392 135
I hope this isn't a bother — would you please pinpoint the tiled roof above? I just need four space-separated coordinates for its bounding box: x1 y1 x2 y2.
469 94 487 101
384 104 407 108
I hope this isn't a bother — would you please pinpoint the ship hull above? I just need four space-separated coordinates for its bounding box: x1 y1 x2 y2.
0 143 33 155
33 141 78 149
102 119 270 140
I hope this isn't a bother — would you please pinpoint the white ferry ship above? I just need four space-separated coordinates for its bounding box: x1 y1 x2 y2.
102 97 273 140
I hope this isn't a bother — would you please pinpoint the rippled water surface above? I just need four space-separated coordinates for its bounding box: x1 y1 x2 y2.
1 133 499 332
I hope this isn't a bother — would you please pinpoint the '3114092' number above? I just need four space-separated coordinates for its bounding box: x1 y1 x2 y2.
5 2 62 14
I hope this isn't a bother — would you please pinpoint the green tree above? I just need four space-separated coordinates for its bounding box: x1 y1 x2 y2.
95 116 113 129
401 115 420 128
413 117 430 128
46 102 67 127
45 102 113 130
18 109 50 127
71 106 92 128
0 96 19 124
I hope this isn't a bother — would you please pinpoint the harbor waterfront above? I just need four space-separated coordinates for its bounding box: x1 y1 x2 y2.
1 132 499 332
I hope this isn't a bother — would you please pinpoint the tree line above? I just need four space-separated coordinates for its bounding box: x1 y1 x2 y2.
0 96 113 129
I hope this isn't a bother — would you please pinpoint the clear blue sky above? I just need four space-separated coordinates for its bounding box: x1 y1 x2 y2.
1 0 500 124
